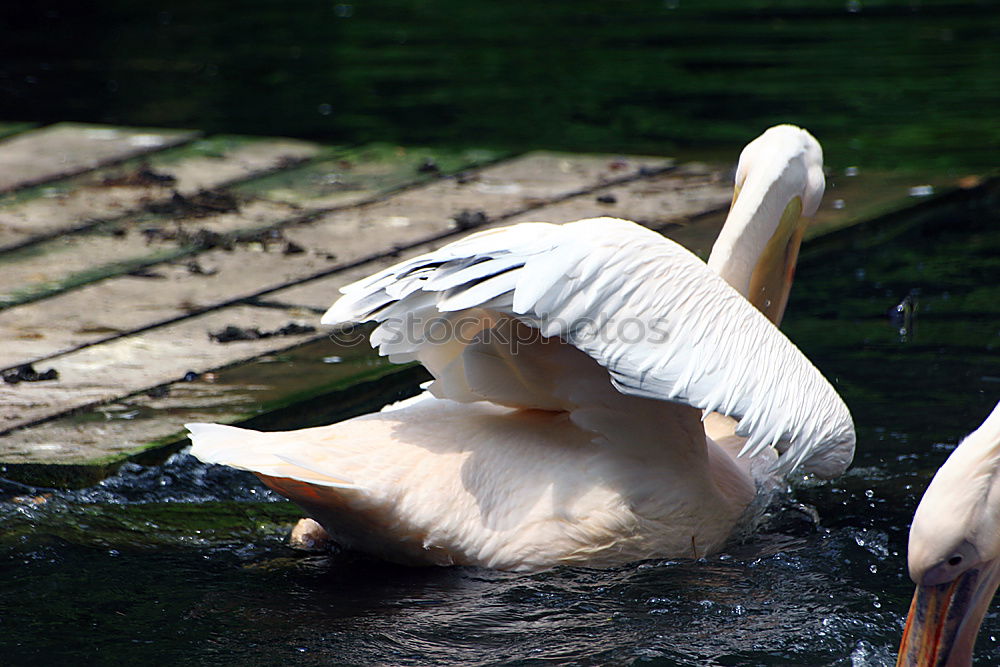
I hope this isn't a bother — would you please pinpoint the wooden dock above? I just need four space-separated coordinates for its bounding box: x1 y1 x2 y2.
0 121 981 486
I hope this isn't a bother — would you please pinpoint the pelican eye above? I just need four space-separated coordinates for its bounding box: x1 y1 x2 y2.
948 554 963 567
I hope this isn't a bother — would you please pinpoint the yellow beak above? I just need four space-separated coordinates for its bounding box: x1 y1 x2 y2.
897 561 1000 666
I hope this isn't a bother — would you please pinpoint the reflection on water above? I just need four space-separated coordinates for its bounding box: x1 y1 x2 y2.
3 1 999 171
2 187 998 665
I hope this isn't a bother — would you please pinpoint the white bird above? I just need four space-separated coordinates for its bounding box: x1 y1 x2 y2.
187 125 855 571
897 400 1000 666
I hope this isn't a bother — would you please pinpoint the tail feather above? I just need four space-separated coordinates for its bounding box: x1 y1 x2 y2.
185 422 357 489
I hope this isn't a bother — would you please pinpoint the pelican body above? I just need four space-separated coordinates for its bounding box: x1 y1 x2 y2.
188 125 856 571
898 400 1000 666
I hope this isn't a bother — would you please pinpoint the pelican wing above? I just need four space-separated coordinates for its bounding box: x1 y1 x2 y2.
323 217 855 478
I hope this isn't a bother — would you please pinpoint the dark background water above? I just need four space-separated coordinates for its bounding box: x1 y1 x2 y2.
2 1 1000 665
2 1 999 171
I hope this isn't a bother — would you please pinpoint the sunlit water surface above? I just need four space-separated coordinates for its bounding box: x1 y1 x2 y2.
1 184 998 665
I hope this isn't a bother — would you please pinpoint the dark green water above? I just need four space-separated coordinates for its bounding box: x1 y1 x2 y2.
3 1 999 171
1 185 999 666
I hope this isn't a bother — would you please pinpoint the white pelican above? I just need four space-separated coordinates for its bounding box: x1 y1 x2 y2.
187 125 855 571
897 400 1000 666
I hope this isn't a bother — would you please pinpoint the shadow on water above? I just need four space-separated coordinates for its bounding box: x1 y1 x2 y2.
1 184 998 665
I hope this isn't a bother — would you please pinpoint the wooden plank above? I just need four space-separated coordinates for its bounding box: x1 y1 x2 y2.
232 143 506 208
0 304 324 436
0 122 198 193
0 144 502 307
0 152 669 371
0 134 322 252
0 340 424 473
269 163 731 312
0 199 302 311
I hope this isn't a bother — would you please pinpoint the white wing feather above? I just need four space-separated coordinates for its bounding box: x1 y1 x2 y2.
322 217 855 478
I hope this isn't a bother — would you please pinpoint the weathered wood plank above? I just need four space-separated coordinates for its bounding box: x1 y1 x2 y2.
0 199 302 311
269 163 731 312
232 143 506 208
0 304 323 436
0 144 503 307
0 337 399 466
0 122 198 193
0 134 321 252
0 347 425 488
0 152 668 371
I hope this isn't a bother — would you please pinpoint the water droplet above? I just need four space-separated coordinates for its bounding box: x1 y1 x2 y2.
833 199 846 209
318 103 333 116
909 185 934 197
844 166 859 176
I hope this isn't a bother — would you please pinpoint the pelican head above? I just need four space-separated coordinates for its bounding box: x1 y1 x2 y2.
898 401 1000 666
707 124 825 325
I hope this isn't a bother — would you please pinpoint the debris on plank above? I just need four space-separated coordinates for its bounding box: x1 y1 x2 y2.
2 364 59 385
141 225 234 251
101 164 178 188
453 209 489 230
241 228 287 251
146 189 240 218
417 158 440 175
127 267 166 279
184 259 218 276
146 385 171 399
209 322 317 343
274 154 312 170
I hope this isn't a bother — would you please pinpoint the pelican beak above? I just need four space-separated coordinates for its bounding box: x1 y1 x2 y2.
747 195 805 326
897 560 1000 666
